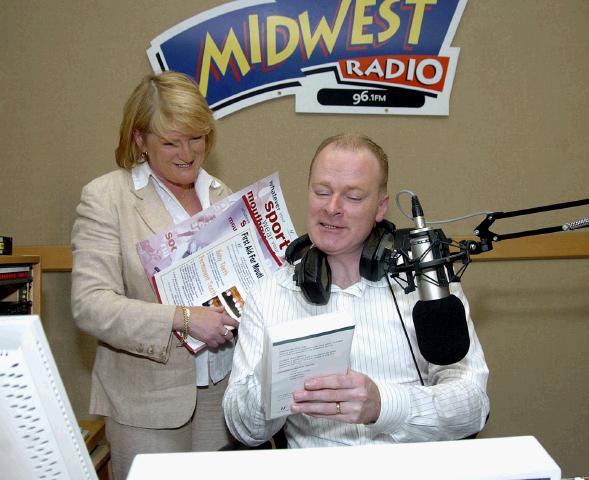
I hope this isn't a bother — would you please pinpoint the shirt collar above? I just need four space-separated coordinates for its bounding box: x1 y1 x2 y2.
195 168 221 210
131 161 152 190
131 162 220 195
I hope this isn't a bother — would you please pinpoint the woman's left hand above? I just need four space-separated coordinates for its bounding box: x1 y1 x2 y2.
189 305 239 348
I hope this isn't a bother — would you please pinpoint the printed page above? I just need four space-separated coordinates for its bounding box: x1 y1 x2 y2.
137 172 296 283
154 225 270 353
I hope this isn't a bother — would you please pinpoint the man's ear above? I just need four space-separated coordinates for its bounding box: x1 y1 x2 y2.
375 193 390 222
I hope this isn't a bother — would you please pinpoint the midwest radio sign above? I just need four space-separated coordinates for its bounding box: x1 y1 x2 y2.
147 0 467 118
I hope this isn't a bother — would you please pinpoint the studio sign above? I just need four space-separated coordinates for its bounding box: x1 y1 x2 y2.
147 0 468 118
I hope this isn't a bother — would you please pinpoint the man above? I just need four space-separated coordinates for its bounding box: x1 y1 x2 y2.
223 134 489 447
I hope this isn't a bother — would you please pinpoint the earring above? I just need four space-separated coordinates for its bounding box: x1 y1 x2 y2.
139 151 148 162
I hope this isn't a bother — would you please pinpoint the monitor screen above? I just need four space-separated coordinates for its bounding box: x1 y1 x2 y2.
0 315 97 479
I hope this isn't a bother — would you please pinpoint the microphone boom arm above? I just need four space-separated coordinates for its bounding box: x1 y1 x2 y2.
387 196 589 294
465 198 589 255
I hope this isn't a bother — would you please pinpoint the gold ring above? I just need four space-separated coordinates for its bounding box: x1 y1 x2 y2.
335 401 342 415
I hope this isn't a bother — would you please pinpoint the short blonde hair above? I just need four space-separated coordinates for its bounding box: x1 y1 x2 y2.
115 71 217 170
309 133 389 194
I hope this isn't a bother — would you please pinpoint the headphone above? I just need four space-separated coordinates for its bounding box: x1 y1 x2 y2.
285 219 397 305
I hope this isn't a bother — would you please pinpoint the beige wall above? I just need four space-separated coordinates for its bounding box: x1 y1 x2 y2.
1 1 587 476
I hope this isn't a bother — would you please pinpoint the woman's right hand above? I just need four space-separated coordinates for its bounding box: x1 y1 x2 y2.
175 305 239 348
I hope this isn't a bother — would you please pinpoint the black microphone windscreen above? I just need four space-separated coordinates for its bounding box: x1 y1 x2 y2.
412 294 470 365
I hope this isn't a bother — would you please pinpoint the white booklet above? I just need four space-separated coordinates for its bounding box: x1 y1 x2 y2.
262 311 355 420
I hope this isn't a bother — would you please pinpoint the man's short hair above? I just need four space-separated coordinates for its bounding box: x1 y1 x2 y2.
309 133 389 194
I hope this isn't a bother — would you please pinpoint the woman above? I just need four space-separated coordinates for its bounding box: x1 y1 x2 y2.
71 71 239 479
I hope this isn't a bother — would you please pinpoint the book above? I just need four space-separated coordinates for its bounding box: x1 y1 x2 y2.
262 311 355 420
0 235 12 255
0 266 32 286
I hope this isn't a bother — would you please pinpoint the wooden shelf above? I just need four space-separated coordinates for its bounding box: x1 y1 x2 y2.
12 234 589 274
13 245 71 272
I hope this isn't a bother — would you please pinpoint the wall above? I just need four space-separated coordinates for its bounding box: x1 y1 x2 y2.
1 1 587 476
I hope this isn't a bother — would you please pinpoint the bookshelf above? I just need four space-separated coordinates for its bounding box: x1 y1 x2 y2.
79 419 112 480
0 255 41 316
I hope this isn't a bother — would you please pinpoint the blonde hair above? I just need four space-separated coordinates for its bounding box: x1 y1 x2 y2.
309 133 389 194
115 71 217 170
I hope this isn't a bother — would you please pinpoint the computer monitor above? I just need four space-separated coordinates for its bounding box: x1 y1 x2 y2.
0 315 97 479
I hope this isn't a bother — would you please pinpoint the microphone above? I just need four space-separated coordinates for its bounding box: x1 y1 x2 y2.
408 195 470 365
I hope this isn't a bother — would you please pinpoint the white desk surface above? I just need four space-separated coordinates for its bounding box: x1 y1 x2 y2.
127 435 560 480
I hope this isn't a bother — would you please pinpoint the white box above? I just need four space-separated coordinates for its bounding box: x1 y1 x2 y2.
127 435 560 480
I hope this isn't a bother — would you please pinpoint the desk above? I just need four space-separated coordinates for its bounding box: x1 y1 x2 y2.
128 435 560 480
80 419 111 480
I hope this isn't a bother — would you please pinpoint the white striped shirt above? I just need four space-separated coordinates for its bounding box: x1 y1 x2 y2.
223 265 489 447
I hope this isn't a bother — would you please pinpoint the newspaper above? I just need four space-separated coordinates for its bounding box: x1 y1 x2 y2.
136 172 298 353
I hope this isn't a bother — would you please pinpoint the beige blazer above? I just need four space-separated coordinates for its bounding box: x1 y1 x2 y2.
71 168 232 428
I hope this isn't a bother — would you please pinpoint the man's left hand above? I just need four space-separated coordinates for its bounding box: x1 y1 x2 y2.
290 369 381 424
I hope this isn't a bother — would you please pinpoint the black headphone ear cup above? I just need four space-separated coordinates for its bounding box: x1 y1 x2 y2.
286 234 312 264
295 247 331 305
360 220 396 281
286 234 331 305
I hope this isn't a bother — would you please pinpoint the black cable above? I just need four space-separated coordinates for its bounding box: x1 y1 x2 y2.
385 274 425 386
